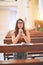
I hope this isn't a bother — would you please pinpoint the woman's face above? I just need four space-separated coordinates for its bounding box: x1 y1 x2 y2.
17 20 23 29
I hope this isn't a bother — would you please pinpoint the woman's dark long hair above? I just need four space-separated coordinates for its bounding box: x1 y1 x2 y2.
15 19 26 36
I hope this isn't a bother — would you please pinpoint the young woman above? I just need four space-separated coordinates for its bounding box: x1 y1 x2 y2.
12 19 31 59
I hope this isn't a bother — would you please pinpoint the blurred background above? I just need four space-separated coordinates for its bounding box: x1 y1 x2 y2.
0 0 43 60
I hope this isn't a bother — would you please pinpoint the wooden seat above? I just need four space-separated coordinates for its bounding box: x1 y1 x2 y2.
0 59 43 65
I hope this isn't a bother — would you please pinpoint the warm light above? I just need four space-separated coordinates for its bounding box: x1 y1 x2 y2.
39 13 43 20
38 0 43 20
38 24 40 28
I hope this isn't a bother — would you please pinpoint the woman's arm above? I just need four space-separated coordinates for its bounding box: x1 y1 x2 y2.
12 32 20 44
12 29 23 44
22 30 31 43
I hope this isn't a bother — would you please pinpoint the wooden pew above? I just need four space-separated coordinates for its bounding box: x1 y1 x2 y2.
0 43 43 53
1 43 43 60
0 43 43 65
4 30 43 44
3 30 43 60
30 31 43 43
